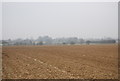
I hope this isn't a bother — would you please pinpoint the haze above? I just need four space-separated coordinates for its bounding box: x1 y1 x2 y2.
2 2 118 40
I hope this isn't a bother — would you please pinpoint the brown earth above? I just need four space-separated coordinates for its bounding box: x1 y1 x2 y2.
2 44 118 79
0 46 2 79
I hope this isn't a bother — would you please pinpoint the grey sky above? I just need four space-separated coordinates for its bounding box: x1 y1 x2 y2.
0 2 2 40
2 2 118 40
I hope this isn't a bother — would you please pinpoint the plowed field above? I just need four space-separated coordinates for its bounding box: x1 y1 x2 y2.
2 44 118 79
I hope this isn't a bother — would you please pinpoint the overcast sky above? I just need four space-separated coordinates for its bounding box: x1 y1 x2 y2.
2 2 118 40
0 2 2 40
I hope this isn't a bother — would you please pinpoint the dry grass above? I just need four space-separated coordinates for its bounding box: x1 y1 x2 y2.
2 44 118 79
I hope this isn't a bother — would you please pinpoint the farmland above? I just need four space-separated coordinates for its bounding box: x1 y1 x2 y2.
2 44 118 79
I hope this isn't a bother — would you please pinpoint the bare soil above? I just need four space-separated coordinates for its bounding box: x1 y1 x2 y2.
2 44 118 79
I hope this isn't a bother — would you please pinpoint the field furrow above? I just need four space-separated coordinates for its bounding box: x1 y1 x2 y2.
2 44 118 79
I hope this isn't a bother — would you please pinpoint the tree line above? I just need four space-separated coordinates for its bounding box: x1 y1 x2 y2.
1 36 117 46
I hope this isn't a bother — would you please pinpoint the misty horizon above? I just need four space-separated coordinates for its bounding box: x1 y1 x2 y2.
1 35 117 46
2 2 118 40
2 36 118 41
